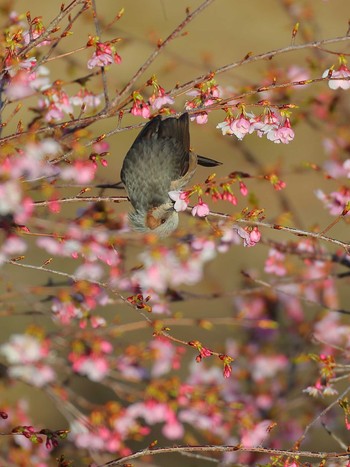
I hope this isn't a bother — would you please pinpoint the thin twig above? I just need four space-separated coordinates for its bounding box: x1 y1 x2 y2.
1 33 350 146
207 209 350 252
96 444 350 466
18 0 88 59
296 385 350 448
33 196 128 207
111 0 216 108
172 34 350 96
91 0 110 108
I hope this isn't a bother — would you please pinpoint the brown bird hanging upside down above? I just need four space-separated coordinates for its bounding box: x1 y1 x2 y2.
120 112 221 237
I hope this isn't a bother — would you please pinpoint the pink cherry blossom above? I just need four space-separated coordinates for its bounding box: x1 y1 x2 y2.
60 160 96 184
221 191 237 205
70 89 102 108
191 198 210 217
251 355 288 381
93 140 110 154
162 414 184 439
315 187 350 216
216 118 234 135
248 227 261 245
149 86 174 110
9 364 55 387
168 190 189 211
5 65 50 100
323 64 350 90
343 159 350 177
266 118 295 144
251 111 280 137
287 65 310 84
265 248 287 276
190 112 209 124
23 24 51 47
0 334 49 364
70 354 110 382
223 363 232 378
1 236 27 256
39 89 74 122
131 99 151 118
239 181 248 196
150 338 177 377
241 420 271 447
87 42 121 69
230 114 253 139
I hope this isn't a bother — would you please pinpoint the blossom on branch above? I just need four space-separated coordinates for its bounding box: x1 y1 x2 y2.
149 86 174 110
322 64 350 90
168 190 190 211
217 109 295 144
191 197 210 217
87 41 122 69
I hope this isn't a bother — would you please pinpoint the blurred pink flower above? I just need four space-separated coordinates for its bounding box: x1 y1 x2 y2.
241 420 271 447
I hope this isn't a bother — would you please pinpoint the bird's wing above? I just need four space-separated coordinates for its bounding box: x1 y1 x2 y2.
121 114 192 210
170 151 197 191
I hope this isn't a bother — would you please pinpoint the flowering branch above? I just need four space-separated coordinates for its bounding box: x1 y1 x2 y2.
111 0 216 108
206 209 350 252
172 34 350 97
97 444 350 466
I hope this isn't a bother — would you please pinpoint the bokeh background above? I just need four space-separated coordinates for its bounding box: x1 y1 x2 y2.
1 0 350 465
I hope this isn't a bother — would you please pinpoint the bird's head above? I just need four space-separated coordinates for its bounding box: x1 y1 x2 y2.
128 203 179 237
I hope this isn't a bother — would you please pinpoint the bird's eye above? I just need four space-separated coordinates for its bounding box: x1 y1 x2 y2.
161 218 166 225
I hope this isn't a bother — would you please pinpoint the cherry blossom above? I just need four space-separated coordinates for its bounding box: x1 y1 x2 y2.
131 242 217 294
266 117 295 144
343 159 350 177
23 20 51 47
149 86 174 110
69 339 113 382
315 186 350 216
60 160 97 184
150 338 180 377
251 111 280 137
217 114 252 140
251 355 288 381
239 181 248 196
130 98 151 118
191 197 210 217
168 190 189 211
70 89 102 108
265 248 287 276
241 420 272 447
323 64 350 90
87 42 122 69
185 80 221 123
0 334 55 387
287 65 310 85
39 88 74 122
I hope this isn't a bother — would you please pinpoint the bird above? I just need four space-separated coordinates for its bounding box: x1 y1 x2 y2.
120 112 221 237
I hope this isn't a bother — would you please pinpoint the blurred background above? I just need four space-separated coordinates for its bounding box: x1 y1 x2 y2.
1 0 350 465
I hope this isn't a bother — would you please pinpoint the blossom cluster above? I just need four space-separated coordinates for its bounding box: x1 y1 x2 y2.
1 3 350 466
217 109 295 144
0 333 55 387
185 78 221 124
315 186 350 216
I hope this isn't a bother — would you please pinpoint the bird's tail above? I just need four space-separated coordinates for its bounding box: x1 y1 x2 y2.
197 154 222 167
